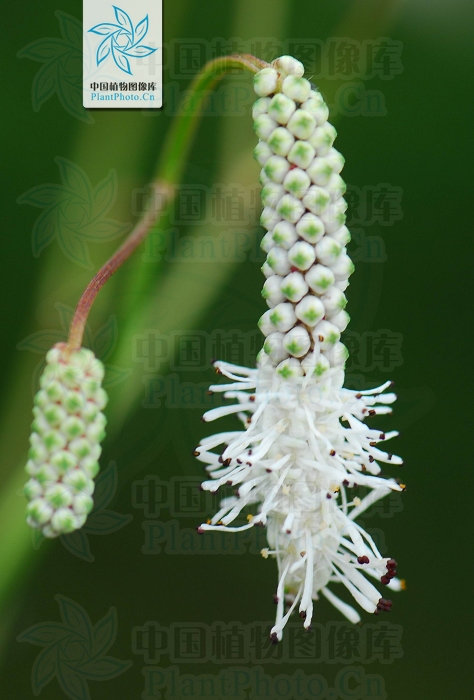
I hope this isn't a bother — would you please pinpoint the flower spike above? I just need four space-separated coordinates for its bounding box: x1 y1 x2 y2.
197 55 404 638
24 343 107 537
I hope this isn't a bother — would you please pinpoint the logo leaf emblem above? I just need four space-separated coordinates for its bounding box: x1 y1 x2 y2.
88 6 157 75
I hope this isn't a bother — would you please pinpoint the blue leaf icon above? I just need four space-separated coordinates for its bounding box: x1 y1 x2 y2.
122 45 157 58
112 50 131 75
97 38 112 66
88 22 121 36
113 6 133 36
134 15 148 44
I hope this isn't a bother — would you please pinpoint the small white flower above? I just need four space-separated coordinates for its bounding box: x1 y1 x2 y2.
196 56 405 639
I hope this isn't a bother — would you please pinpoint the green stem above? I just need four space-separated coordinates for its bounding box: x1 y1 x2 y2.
68 54 268 350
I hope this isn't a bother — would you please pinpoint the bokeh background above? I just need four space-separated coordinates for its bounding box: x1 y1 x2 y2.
2 0 473 697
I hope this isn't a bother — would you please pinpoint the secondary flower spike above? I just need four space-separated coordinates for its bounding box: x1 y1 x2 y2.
24 343 107 537
196 55 405 639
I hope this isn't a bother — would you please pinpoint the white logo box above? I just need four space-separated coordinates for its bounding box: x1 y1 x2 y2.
83 0 162 109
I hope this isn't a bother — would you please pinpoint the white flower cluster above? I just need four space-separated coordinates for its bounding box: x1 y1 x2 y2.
196 56 405 640
24 342 107 538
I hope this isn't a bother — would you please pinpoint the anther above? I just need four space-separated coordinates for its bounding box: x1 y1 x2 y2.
357 556 369 565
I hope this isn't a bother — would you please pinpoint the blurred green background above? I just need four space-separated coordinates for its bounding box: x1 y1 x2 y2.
2 0 473 697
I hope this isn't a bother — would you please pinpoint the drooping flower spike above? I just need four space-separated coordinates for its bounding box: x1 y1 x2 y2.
196 55 405 639
24 343 107 537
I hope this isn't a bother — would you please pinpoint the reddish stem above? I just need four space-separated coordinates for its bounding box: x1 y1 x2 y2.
67 53 268 350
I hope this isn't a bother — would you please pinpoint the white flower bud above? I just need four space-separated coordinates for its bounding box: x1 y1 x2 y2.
254 141 273 166
24 478 43 501
267 247 291 275
72 492 94 516
329 225 351 247
321 200 347 234
287 110 316 140
27 498 53 528
326 148 345 174
283 168 311 199
327 174 347 201
302 90 324 107
253 67 279 97
315 236 342 266
305 263 335 294
331 253 355 281
271 56 305 78
307 157 334 187
260 206 280 232
44 483 73 509
302 350 330 377
313 320 341 350
252 97 272 120
282 75 311 103
300 349 318 375
258 310 276 336
335 279 349 292
267 93 297 125
288 140 316 170
254 113 278 140
269 303 297 332
272 221 298 249
312 103 330 126
296 212 325 244
309 123 337 155
262 275 286 307
51 507 78 534
24 343 107 537
276 358 304 380
288 241 316 271
264 155 291 183
325 342 349 367
331 309 350 331
295 295 325 326
261 261 275 278
261 182 285 209
283 326 311 357
264 332 289 363
321 287 347 317
277 194 305 224
260 232 276 253
302 186 330 215
259 170 271 186
280 272 308 302
268 127 295 157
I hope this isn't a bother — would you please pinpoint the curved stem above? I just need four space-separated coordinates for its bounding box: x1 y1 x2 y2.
68 53 268 350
